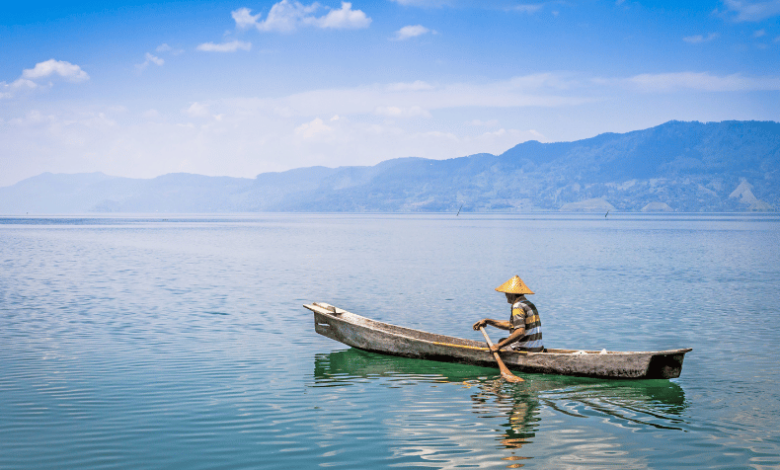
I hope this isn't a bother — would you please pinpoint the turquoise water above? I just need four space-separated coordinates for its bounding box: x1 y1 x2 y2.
1 213 779 469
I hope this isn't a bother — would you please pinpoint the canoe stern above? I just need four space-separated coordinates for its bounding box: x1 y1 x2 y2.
645 350 689 379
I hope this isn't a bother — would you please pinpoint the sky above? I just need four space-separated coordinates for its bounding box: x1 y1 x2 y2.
1 0 779 187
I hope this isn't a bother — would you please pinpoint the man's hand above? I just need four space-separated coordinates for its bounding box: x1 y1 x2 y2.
472 319 489 330
489 343 501 353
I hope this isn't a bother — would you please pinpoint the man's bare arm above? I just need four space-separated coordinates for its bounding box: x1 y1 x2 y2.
472 319 513 331
493 328 525 351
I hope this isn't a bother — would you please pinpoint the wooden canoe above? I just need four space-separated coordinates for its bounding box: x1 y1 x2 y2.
304 302 692 380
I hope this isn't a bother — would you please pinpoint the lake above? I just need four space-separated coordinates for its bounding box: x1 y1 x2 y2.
1 213 779 469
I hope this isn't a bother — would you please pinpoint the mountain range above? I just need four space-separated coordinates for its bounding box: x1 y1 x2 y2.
2 120 778 214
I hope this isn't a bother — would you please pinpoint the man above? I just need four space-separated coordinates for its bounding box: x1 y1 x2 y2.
472 275 544 353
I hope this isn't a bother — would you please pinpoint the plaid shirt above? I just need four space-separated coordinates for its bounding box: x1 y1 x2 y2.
509 296 543 352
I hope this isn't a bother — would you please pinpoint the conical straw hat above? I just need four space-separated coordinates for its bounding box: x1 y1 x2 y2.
495 275 534 294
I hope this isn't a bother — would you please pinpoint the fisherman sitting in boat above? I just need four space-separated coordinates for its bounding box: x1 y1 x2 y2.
472 276 544 353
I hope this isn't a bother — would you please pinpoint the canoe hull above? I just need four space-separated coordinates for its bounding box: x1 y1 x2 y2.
307 303 691 380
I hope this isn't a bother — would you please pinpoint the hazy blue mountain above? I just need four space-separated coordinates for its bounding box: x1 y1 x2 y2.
1 120 777 214
0 172 256 214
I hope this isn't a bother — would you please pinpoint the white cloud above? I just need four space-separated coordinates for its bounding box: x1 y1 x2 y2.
386 80 435 92
231 1 371 33
722 0 780 21
374 105 431 118
1 60 89 100
156 43 184 55
0 79 38 100
136 52 164 71
315 2 371 29
753 28 767 37
683 33 718 43
228 72 772 119
295 117 333 139
184 102 211 117
21 59 89 82
5 69 779 187
393 25 431 40
258 73 591 117
479 128 508 138
147 53 164 66
1 73 582 181
7 110 56 127
625 72 780 92
196 40 252 52
507 73 576 89
232 7 262 29
257 1 317 32
13 70 752 139
8 79 37 91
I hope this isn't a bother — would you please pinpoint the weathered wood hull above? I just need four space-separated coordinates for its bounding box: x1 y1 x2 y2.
304 303 691 379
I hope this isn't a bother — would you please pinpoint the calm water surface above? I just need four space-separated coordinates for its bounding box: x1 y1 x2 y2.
1 213 779 469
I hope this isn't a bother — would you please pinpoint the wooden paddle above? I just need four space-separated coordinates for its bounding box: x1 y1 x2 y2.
479 327 524 383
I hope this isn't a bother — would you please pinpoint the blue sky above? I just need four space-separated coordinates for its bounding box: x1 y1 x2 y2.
1 0 779 186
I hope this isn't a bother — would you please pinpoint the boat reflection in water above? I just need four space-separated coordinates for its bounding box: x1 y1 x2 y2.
312 348 688 468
